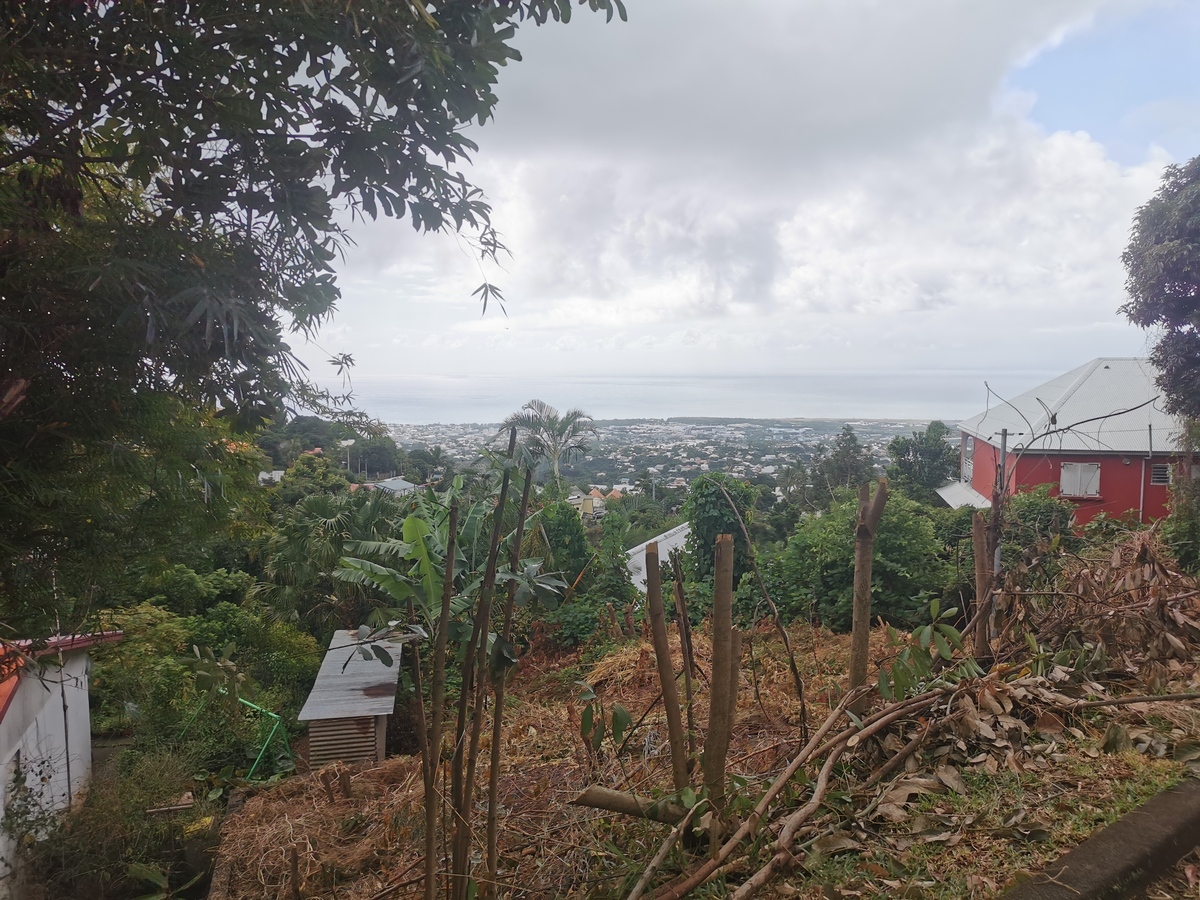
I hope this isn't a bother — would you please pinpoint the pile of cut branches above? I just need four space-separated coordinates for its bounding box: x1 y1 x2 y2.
994 528 1200 687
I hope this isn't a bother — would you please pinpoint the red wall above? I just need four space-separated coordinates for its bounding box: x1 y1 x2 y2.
963 435 1172 524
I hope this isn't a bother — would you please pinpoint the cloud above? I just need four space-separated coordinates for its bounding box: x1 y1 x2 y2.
295 0 1174 399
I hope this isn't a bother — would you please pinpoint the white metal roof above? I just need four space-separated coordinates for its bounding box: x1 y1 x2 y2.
935 481 992 509
370 477 418 495
626 522 691 593
297 630 407 722
958 358 1182 455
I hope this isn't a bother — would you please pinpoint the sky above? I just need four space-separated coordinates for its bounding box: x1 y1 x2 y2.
295 0 1200 422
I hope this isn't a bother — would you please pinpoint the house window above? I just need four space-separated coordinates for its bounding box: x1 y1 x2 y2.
1060 462 1101 498
1150 463 1171 486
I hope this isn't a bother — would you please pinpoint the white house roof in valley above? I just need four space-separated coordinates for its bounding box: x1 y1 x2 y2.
958 358 1182 455
627 522 691 593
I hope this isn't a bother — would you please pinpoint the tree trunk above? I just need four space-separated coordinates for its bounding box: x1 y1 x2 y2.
704 534 735 819
850 479 888 713
645 541 689 792
971 510 993 669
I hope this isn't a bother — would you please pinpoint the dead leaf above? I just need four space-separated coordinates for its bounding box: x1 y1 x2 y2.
1102 723 1132 754
935 765 968 796
812 832 863 856
1035 710 1065 735
873 803 909 823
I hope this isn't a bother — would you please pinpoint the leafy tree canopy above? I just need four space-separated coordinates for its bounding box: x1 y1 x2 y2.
1122 155 1200 418
886 421 958 504
682 473 757 585
779 489 953 632
806 425 875 510
0 0 625 631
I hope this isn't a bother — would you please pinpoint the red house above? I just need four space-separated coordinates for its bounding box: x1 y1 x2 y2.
938 358 1185 525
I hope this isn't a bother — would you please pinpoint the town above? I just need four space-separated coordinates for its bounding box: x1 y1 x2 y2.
389 417 939 492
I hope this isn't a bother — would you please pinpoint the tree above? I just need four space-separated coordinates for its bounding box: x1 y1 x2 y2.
778 489 952 632
682 473 758 585
887 421 958 503
1122 155 1200 418
807 425 875 510
500 400 597 489
0 1 626 628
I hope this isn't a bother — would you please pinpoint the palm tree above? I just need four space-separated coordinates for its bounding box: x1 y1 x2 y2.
501 399 596 489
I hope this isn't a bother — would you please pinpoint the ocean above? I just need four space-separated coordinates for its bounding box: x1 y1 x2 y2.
331 370 1057 425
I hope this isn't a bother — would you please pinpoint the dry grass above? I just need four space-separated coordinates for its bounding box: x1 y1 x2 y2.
213 589 1200 900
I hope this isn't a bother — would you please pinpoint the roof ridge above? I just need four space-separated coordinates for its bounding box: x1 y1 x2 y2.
1047 358 1106 423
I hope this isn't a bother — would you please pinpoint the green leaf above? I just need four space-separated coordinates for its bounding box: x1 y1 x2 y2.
357 624 370 641
878 667 893 701
580 704 593 739
127 862 169 889
372 645 394 667
917 626 932 650
930 597 940 620
611 702 632 745
937 622 963 649
681 786 697 809
933 629 953 661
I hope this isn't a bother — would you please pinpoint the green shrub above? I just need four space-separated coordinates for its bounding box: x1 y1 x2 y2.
18 749 219 900
777 489 953 631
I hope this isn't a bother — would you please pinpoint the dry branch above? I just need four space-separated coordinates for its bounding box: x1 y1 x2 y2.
569 786 687 825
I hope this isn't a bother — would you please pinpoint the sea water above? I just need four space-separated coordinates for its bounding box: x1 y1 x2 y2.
328 369 1057 425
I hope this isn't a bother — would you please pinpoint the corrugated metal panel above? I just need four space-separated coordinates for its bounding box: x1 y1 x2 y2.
935 481 992 509
297 630 407 722
626 523 691 593
308 716 379 767
958 358 1182 455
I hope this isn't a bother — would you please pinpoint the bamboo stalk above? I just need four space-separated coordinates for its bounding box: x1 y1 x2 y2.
715 482 807 727
670 551 697 764
451 427 517 900
485 467 533 895
972 511 993 668
646 541 689 792
425 500 458 900
569 785 688 824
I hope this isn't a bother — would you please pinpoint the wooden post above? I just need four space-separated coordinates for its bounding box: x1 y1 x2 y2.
646 542 689 792
971 511 993 668
704 534 735 819
850 479 888 713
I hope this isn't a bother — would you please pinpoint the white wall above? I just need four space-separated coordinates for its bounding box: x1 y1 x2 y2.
0 652 94 898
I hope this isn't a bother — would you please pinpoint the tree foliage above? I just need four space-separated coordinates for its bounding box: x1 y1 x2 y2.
777 489 952 632
501 399 596 488
1122 155 1200 418
682 473 757 585
0 0 625 633
806 425 875 510
886 421 958 504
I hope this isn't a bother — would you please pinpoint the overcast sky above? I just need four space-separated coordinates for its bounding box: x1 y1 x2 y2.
295 0 1200 418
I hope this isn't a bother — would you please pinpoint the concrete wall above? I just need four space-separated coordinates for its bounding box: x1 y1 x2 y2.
0 652 94 898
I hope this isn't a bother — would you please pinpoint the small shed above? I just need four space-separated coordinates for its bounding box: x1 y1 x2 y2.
297 631 408 768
